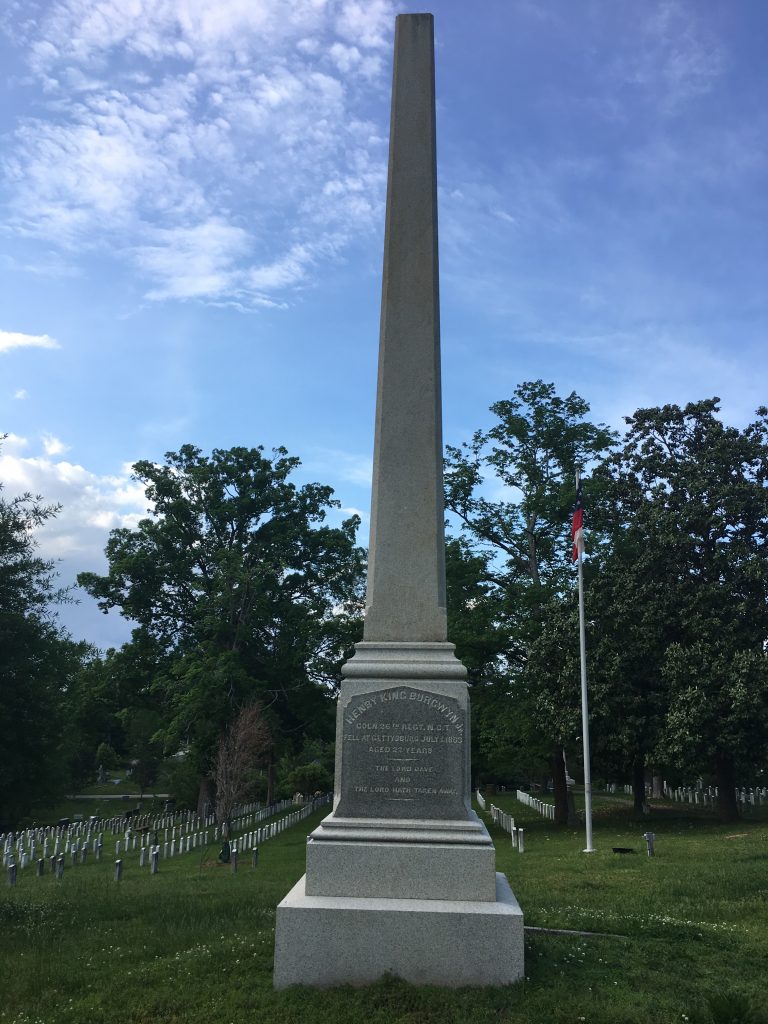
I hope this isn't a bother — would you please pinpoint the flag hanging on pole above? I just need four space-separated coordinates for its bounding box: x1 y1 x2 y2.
571 479 584 562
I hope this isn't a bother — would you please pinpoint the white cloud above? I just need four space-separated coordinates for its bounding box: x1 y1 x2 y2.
1 433 30 454
335 0 392 51
0 329 60 353
0 445 148 568
135 218 250 300
41 433 71 456
3 0 395 304
340 505 367 520
13 389 28 400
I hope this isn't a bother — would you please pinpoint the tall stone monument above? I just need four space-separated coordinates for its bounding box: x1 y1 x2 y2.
273 13 524 989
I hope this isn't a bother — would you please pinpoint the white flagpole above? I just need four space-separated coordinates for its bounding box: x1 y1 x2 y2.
576 469 595 853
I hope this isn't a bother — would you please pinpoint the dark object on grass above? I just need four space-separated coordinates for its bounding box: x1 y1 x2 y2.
218 839 231 864
612 847 636 854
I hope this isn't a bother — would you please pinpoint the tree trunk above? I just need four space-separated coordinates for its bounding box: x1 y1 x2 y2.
632 758 646 816
715 755 739 822
197 776 215 822
552 744 569 825
266 752 275 806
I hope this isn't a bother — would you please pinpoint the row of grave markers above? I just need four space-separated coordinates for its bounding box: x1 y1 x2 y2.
488 803 525 852
5 795 331 885
3 800 269 872
605 781 768 811
1 800 265 871
515 789 555 821
664 783 766 810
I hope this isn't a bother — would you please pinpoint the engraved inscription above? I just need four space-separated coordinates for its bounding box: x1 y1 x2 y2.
337 686 466 819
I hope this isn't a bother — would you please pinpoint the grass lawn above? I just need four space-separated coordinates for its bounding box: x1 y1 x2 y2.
2 796 766 1024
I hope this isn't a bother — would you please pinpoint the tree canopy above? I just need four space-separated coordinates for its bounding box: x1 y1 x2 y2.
0 450 88 828
78 444 366 796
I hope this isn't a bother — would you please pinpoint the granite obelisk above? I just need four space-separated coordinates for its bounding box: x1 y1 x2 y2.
363 9 446 646
273 14 524 989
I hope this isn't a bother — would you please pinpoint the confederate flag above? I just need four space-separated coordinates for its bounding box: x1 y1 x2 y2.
572 480 584 562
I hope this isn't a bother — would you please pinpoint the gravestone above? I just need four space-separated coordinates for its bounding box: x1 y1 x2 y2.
273 13 523 989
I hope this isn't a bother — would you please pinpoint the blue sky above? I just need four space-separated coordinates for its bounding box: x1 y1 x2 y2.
1 0 766 649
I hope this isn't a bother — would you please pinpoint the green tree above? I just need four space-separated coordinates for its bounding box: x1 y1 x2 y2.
595 399 768 820
78 444 365 809
0 458 85 827
63 649 128 788
445 382 615 820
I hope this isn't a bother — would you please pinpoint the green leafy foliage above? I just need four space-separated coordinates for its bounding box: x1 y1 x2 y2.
444 383 616 805
0 449 89 827
77 444 366 792
593 399 768 817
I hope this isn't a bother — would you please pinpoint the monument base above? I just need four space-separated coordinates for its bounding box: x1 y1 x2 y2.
305 811 496 901
273 872 524 989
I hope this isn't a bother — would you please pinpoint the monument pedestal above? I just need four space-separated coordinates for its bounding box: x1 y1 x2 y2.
274 642 524 988
274 873 523 989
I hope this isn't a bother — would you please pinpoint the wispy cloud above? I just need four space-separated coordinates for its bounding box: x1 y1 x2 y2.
612 0 726 115
0 329 60 353
134 218 250 301
2 0 394 306
307 447 373 487
13 389 28 400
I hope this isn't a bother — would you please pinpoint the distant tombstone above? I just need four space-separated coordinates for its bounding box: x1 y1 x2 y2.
150 849 159 875
7 863 16 887
36 859 44 877
114 860 123 882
